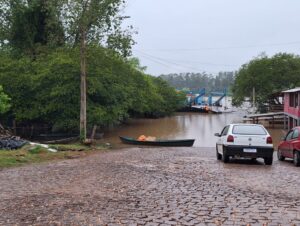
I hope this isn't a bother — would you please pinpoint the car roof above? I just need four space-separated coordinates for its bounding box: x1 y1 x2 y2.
228 123 264 126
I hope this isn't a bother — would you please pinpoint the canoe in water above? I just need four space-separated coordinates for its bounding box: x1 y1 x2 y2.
120 136 195 147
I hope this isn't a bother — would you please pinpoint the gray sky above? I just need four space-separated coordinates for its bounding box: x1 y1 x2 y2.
123 0 300 76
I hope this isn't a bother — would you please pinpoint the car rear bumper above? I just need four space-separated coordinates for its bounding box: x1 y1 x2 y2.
224 145 274 158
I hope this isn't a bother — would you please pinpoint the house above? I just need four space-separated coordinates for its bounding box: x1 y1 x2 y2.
283 87 300 130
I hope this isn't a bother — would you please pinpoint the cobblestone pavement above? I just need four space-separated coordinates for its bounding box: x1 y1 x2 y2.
0 147 300 226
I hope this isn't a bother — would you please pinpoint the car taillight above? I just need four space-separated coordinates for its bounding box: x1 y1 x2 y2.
227 135 234 143
267 136 273 144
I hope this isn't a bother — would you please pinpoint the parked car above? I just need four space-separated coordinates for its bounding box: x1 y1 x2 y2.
277 127 300 167
215 124 274 165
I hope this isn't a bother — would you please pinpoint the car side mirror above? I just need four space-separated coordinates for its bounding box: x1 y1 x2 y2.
214 133 221 137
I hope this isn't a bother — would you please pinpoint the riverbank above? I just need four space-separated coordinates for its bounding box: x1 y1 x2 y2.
0 143 109 168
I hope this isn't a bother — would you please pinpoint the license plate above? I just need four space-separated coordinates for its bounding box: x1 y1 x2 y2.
243 148 257 153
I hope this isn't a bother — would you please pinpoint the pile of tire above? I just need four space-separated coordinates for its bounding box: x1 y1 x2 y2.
0 137 28 150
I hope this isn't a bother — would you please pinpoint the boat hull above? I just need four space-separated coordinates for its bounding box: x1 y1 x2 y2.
120 137 195 147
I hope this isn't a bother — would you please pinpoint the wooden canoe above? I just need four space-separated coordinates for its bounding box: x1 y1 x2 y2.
119 136 195 147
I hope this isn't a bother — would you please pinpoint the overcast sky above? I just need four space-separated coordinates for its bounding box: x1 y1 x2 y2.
123 0 300 76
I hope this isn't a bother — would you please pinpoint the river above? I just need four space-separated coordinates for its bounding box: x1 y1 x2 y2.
101 111 286 148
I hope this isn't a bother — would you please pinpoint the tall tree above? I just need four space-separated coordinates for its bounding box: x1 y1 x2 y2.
232 53 300 107
60 0 133 141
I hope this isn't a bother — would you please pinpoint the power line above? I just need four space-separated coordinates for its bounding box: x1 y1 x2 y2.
135 41 300 52
136 50 236 74
137 50 203 71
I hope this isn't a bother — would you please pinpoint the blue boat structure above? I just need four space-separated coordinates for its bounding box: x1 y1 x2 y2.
183 88 234 113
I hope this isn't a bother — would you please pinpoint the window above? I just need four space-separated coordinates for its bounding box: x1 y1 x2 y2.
295 93 299 107
232 125 267 135
221 126 230 136
289 93 295 107
286 130 294 141
292 129 299 139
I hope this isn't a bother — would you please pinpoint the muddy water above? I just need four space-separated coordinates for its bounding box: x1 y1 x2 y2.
101 111 286 148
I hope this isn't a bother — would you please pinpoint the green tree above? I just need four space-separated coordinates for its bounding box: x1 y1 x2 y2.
0 0 65 55
232 53 300 107
0 85 10 114
59 0 134 141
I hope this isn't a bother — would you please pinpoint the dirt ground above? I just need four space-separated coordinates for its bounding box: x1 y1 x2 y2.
0 147 300 226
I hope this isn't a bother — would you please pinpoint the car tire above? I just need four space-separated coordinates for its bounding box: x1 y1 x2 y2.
216 145 222 160
277 149 285 161
264 157 273 165
293 151 300 167
222 148 229 163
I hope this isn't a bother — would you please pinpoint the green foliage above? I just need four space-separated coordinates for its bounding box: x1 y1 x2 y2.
0 0 65 55
0 46 184 132
0 85 10 114
232 53 300 107
28 146 44 154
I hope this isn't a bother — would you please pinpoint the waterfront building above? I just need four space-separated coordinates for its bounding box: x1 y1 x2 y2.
283 87 300 130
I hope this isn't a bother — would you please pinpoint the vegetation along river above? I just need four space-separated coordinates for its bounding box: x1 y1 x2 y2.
101 111 286 148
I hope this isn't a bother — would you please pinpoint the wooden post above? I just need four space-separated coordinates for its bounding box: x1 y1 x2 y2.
13 120 16 135
90 125 97 140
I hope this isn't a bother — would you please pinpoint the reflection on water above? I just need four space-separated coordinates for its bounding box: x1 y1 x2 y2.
101 112 286 148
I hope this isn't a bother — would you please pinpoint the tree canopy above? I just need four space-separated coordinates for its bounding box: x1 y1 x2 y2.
0 46 185 133
232 53 300 107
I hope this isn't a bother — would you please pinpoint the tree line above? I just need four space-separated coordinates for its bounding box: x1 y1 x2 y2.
232 53 300 109
159 72 235 93
0 0 185 136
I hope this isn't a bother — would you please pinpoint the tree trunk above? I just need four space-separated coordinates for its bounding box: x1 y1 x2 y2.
80 28 87 142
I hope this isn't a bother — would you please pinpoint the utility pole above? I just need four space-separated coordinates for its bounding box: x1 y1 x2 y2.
252 87 256 114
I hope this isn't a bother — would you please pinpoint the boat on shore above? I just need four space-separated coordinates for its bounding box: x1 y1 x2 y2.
119 136 195 147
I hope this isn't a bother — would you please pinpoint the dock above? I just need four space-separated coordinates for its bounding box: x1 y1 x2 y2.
244 112 285 128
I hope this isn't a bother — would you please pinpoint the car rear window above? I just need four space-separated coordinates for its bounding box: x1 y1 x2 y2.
232 125 267 135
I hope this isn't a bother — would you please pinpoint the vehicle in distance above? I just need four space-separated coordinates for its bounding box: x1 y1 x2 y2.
277 126 300 167
215 124 274 165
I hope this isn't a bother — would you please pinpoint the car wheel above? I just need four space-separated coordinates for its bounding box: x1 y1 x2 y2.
222 148 229 163
293 151 300 167
216 145 222 160
277 149 285 161
264 157 273 165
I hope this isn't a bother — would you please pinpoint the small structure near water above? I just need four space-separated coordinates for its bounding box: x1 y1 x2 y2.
245 87 300 130
283 87 300 130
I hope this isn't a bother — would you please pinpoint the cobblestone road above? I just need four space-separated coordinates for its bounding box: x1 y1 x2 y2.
0 147 300 226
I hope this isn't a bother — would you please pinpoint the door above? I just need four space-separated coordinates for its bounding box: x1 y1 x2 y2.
217 125 230 154
281 130 294 157
288 128 299 158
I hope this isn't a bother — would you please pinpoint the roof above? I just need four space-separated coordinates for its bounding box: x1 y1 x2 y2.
282 87 300 93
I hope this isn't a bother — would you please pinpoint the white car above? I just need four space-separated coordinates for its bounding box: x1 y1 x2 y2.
215 124 274 165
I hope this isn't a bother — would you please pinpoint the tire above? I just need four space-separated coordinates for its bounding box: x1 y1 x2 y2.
222 148 229 163
264 157 273 165
216 145 222 160
293 151 300 167
277 149 285 161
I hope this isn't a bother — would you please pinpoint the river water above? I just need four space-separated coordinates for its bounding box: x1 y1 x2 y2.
101 111 286 148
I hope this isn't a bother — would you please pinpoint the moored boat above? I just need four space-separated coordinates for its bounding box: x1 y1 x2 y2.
119 136 195 147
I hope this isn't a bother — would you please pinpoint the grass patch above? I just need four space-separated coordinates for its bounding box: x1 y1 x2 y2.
49 143 90 152
0 143 108 168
